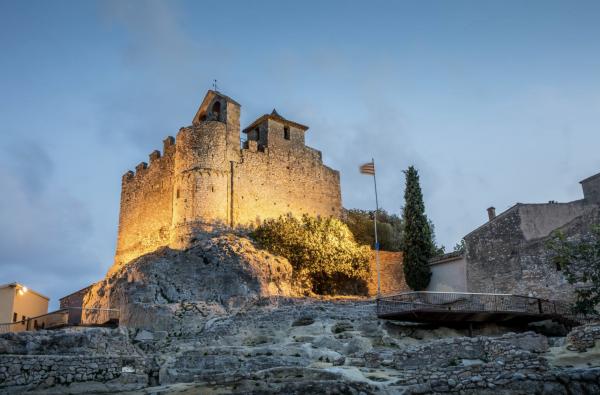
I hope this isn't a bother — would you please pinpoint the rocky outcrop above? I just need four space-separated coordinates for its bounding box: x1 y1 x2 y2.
83 234 301 328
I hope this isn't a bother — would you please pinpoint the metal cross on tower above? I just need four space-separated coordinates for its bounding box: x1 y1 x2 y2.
213 79 218 92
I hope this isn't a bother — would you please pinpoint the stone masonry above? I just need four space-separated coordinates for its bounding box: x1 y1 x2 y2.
463 172 600 301
112 91 342 271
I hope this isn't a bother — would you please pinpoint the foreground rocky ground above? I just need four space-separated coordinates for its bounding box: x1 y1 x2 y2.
1 298 600 394
3 234 600 394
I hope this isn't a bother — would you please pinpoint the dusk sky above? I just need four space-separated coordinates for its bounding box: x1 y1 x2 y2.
1 0 600 308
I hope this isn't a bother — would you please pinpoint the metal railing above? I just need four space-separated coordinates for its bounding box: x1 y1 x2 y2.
376 291 578 320
0 307 119 334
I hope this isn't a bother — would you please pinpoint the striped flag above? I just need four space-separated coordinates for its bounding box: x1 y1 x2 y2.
359 161 375 175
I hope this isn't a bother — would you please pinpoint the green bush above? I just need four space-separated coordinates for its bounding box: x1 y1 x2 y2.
547 225 600 315
252 215 371 295
343 209 403 251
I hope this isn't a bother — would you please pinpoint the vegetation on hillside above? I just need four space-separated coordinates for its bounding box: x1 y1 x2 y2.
547 226 600 314
343 209 403 251
252 215 371 295
343 209 445 256
402 166 433 290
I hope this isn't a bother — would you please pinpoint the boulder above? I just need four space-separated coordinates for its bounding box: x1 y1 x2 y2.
82 234 302 329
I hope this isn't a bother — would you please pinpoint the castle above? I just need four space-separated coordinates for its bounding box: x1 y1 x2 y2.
112 90 342 270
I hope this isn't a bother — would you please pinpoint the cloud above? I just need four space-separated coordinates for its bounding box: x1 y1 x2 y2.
94 0 235 145
2 142 54 196
0 141 99 308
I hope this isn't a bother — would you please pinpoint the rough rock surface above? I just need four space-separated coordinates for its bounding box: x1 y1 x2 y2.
83 233 301 328
3 299 600 394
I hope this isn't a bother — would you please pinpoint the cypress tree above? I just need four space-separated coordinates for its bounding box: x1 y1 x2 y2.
402 166 432 290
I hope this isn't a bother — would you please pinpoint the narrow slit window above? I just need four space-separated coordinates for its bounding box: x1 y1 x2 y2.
284 126 290 140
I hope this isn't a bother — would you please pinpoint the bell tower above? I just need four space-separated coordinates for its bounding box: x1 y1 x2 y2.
192 90 241 163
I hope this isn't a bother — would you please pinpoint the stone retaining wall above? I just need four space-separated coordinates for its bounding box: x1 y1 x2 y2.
566 323 600 351
367 251 408 296
0 355 149 393
391 332 548 369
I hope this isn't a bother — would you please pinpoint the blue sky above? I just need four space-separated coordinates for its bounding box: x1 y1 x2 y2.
1 0 600 308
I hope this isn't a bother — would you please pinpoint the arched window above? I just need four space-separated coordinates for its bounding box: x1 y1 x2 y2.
211 101 221 119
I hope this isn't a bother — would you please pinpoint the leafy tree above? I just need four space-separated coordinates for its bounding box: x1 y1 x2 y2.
343 209 403 251
428 220 446 257
547 226 600 314
252 215 371 295
401 166 432 290
453 239 466 254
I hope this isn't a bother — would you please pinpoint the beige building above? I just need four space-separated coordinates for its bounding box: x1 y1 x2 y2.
0 283 49 331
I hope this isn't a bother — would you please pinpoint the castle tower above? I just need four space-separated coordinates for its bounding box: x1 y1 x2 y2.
170 91 241 248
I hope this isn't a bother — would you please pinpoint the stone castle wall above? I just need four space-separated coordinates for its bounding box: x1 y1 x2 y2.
113 138 176 269
169 122 232 249
112 92 342 270
232 134 341 226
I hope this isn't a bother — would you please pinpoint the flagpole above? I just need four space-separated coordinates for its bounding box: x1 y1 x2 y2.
372 158 381 297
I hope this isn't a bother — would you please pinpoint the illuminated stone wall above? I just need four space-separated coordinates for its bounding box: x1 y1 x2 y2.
170 122 231 249
113 137 176 269
366 251 409 296
232 121 341 226
112 91 342 271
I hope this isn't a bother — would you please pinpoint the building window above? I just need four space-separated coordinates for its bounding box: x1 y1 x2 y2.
255 127 261 141
211 101 221 118
284 126 290 140
13 313 17 322
556 262 562 271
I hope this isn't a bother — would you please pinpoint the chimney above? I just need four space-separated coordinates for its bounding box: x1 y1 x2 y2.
487 207 496 221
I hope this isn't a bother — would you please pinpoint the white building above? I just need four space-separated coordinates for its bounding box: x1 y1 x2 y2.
0 283 49 332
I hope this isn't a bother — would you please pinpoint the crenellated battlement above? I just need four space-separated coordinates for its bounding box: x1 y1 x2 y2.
121 170 134 184
111 90 342 271
135 162 148 174
121 136 177 184
149 150 160 163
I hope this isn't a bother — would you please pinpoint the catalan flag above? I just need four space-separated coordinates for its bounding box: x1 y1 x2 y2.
359 158 381 296
359 161 375 175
